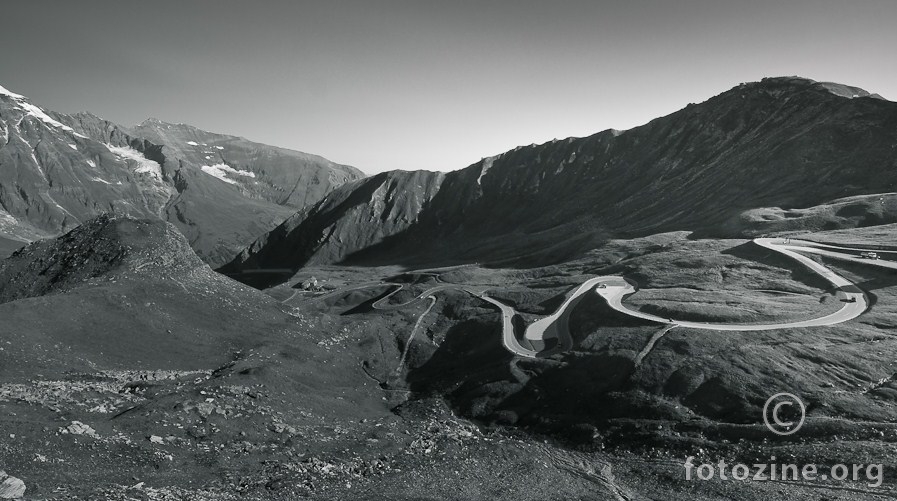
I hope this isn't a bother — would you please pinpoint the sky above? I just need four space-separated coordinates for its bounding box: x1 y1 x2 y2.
1 0 895 174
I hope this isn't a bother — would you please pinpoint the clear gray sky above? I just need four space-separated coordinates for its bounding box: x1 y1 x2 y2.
2 0 895 173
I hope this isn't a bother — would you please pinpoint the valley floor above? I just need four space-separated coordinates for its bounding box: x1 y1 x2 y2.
4 226 897 499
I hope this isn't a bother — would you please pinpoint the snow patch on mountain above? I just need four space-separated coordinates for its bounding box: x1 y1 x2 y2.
186 141 199 146
200 164 255 185
0 84 25 99
0 85 87 137
68 144 77 150
16 100 86 138
29 150 48 183
106 145 163 181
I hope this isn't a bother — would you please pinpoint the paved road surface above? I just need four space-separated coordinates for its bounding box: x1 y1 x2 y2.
290 237 891 358
595 238 885 331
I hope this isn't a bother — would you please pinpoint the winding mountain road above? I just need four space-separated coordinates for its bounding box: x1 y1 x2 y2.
296 238 891 359
594 237 895 331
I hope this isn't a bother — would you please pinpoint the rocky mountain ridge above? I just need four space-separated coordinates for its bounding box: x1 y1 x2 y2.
224 76 897 275
0 214 204 304
0 84 364 267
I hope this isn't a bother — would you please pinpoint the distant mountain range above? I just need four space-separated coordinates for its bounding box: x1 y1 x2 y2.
3 76 896 499
0 84 363 266
3 77 895 275
223 77 897 275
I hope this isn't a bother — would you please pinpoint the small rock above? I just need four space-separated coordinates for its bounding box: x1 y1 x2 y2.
61 421 98 438
300 277 319 290
187 426 208 439
0 471 26 499
269 422 297 435
196 401 216 418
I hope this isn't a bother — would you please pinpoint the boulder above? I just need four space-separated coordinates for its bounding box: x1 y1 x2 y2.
61 420 98 438
0 471 26 499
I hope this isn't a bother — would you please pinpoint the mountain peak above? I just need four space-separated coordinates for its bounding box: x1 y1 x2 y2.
136 117 197 129
0 83 26 100
0 84 364 270
72 110 102 119
225 75 897 273
138 117 168 126
815 80 884 100
751 76 885 100
0 84 85 136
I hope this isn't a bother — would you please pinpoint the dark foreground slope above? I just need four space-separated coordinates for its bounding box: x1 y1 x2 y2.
0 215 391 496
0 215 688 500
224 77 897 274
0 84 363 266
4 219 896 498
0 215 384 407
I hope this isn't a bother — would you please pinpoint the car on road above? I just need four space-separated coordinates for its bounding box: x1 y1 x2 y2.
860 251 880 260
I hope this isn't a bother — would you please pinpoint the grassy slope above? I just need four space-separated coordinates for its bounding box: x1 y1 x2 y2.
618 237 840 323
5 219 897 499
0 219 397 496
277 232 897 499
289 233 886 430
804 222 897 248
730 192 897 237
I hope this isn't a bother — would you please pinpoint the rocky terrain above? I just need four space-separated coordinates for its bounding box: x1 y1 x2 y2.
0 215 675 500
0 84 363 267
224 170 447 274
243 226 897 499
0 215 397 498
4 77 897 499
224 77 897 274
7 214 897 499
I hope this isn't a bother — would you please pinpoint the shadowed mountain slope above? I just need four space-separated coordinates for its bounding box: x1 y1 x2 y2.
223 77 897 276
0 214 398 494
0 214 387 417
